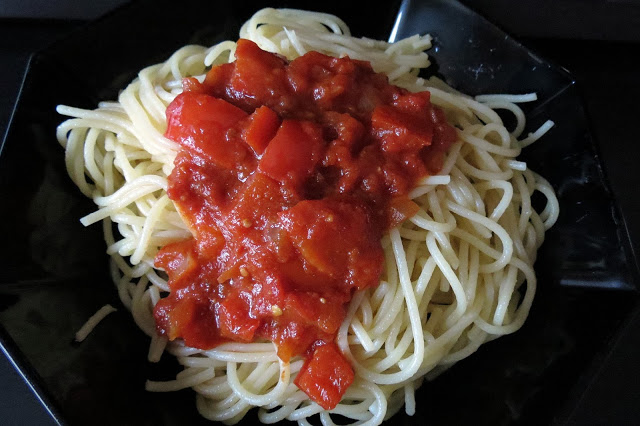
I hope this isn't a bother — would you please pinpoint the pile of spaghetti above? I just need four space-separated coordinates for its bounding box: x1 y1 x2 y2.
56 7 559 426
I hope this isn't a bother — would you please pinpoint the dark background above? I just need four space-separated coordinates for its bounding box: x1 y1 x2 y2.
1 0 639 424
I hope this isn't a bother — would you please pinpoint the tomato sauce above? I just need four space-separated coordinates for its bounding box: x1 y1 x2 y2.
154 39 456 409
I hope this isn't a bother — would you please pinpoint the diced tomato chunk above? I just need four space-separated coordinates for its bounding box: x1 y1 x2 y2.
203 62 234 96
388 196 420 228
279 199 383 290
258 120 324 188
155 239 198 289
181 77 205 94
243 106 281 155
371 104 433 152
285 291 346 334
229 172 292 230
165 92 249 169
230 39 289 111
261 320 318 362
155 296 221 349
157 297 195 341
279 200 345 276
392 91 431 113
217 295 260 342
294 342 354 410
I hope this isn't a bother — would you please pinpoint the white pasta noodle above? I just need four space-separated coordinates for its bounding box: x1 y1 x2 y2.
56 7 559 426
74 304 118 342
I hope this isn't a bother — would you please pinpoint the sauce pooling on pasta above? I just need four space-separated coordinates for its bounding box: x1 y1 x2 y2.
154 39 456 409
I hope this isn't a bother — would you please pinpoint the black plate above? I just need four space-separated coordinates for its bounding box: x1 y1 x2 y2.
0 0 638 425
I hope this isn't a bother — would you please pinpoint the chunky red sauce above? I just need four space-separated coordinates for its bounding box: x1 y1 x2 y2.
154 39 456 409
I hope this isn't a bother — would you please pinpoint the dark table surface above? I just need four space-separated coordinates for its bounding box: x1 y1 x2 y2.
1 1 640 425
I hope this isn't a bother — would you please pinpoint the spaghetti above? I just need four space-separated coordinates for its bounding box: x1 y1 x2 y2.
74 304 117 342
56 7 559 425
